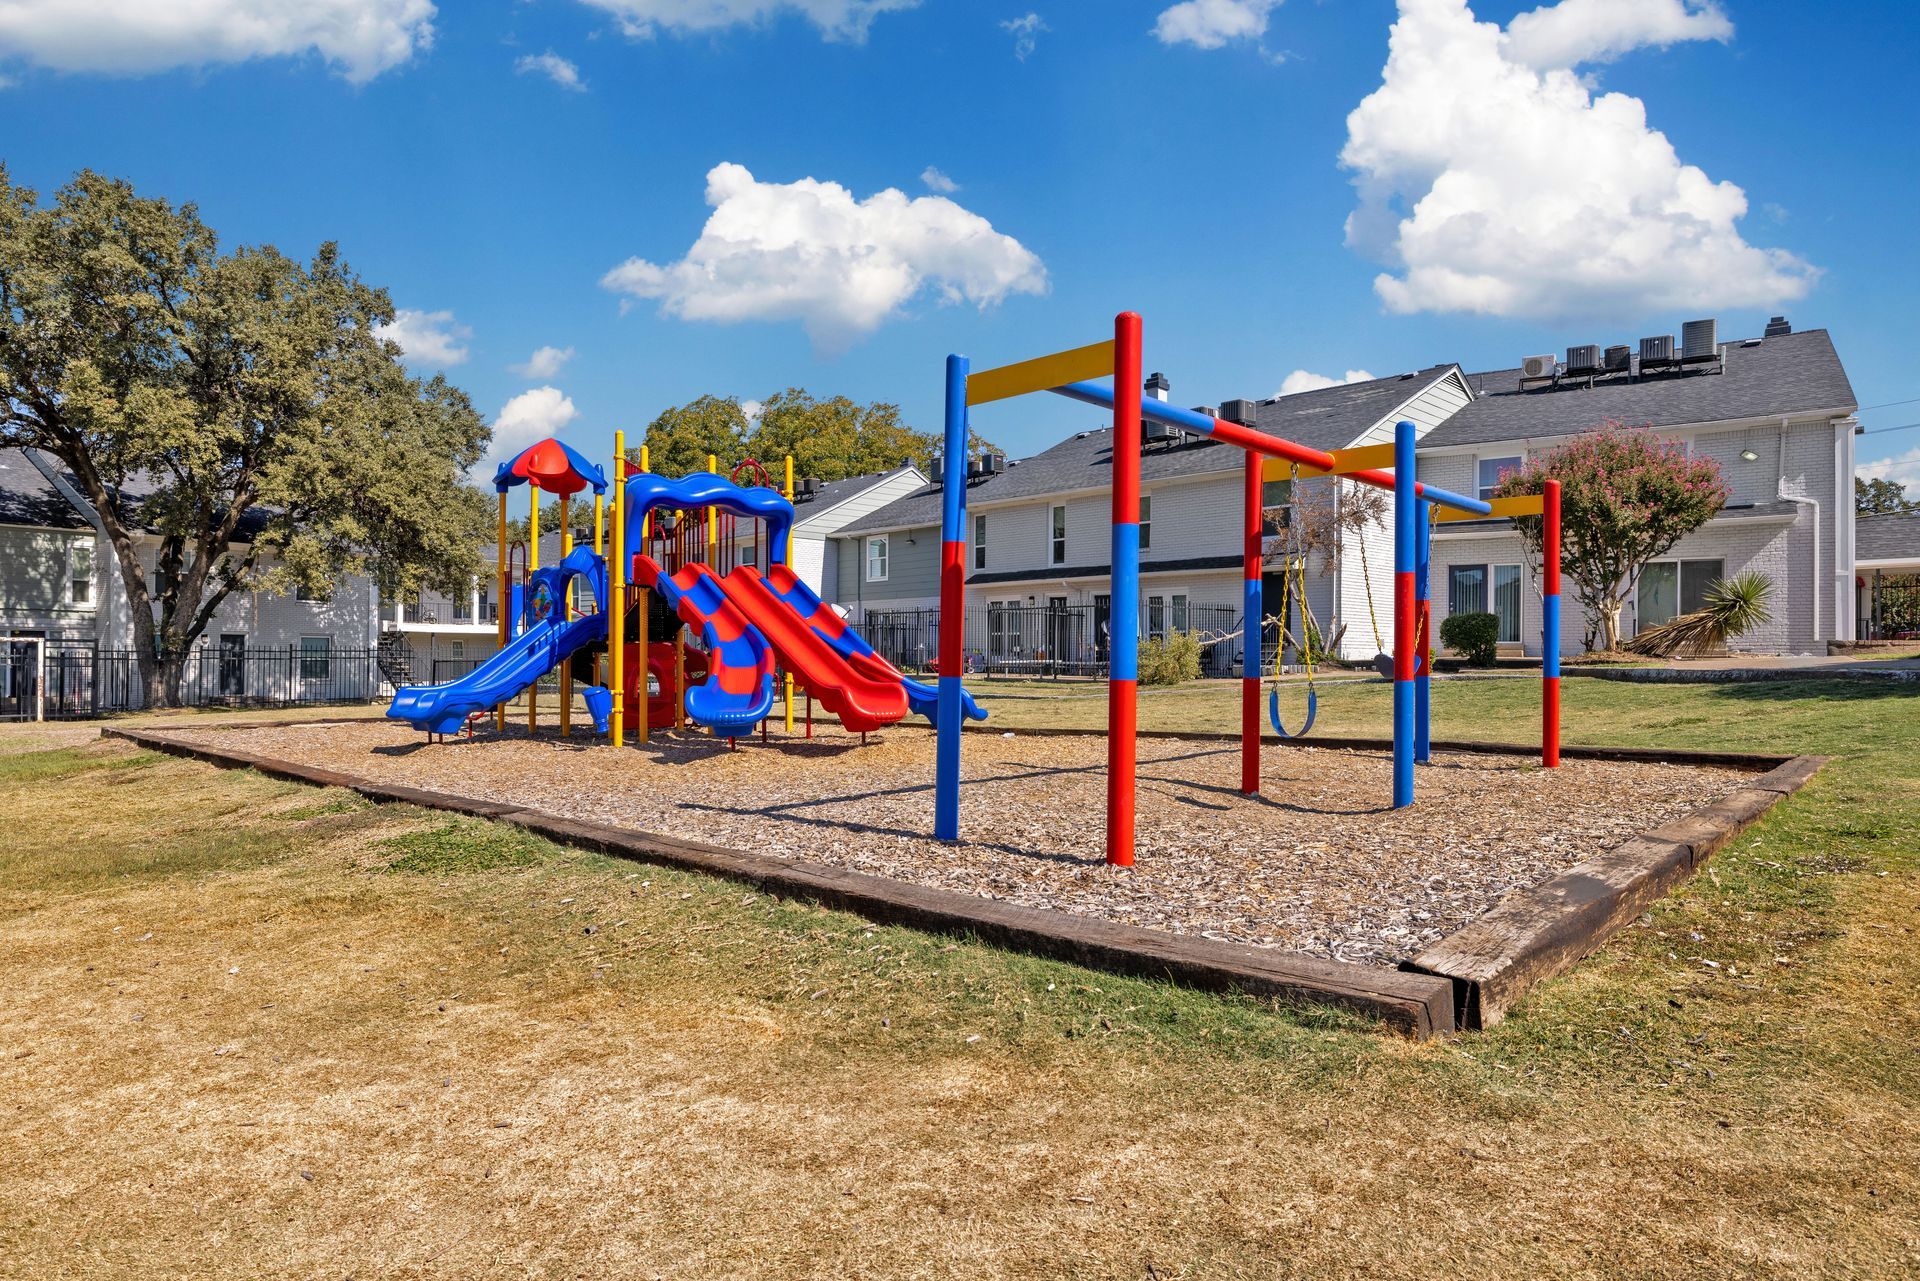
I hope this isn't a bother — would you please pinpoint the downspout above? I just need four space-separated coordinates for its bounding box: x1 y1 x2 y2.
1775 417 1819 650
1834 417 1858 641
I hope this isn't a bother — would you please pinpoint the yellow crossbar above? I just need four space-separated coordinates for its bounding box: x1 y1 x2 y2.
1260 441 1400 484
966 339 1115 407
1436 494 1544 523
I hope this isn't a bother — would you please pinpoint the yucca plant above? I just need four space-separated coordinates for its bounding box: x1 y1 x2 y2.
1624 570 1774 659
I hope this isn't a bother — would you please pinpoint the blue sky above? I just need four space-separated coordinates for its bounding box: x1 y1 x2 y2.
5 0 1919 486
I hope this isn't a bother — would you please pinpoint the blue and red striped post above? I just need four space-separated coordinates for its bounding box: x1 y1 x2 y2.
1415 495 1432 764
1543 478 1562 768
1107 312 1143 866
1392 418 1417 808
934 353 969 841
1241 447 1262 794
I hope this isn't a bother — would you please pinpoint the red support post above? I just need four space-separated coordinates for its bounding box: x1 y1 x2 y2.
1106 311 1143 867
1240 448 1262 795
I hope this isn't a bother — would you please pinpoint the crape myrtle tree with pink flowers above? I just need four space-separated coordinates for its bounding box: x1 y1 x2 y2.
1494 422 1729 652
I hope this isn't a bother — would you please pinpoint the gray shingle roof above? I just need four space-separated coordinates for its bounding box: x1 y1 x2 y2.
791 466 914 517
0 449 90 529
1857 513 1920 564
839 367 1461 535
1424 329 1857 449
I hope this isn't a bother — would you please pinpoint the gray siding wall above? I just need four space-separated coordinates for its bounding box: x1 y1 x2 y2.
0 525 100 642
832 526 941 610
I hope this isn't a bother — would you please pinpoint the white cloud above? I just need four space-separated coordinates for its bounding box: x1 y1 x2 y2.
1277 369 1377 396
575 0 917 43
1153 0 1281 49
1860 448 1920 497
0 0 434 83
600 162 1048 353
921 166 959 194
515 50 585 91
1504 0 1731 71
511 345 577 379
1340 0 1816 320
489 386 580 468
375 308 471 367
740 399 765 424
1001 13 1046 60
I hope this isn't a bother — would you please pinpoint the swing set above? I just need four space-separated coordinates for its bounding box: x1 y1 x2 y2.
932 311 1566 867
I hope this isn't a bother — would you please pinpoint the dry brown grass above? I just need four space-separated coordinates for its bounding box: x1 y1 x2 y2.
1 684 1917 1278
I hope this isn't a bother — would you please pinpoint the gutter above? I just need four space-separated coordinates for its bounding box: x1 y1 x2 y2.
1775 417 1820 646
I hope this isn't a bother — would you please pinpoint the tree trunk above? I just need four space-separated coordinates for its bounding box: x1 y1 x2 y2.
1599 599 1624 652
153 649 187 708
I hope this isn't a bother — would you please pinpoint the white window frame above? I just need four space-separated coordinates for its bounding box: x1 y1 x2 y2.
1171 592 1188 634
1147 594 1166 641
1139 494 1152 552
1477 453 1525 502
1636 557 1726 632
1050 505 1067 566
865 535 889 583
68 538 96 609
973 514 986 571
298 634 332 682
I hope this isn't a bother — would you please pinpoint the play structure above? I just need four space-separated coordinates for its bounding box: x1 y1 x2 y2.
936 312 1562 866
389 309 1562 871
386 437 986 743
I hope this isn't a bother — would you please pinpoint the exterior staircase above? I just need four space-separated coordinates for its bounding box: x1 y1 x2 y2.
375 632 416 690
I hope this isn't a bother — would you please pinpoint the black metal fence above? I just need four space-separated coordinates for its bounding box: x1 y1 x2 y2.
860 602 1244 679
1862 573 1920 640
16 645 383 720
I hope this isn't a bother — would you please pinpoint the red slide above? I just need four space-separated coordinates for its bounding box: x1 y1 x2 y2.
715 566 909 733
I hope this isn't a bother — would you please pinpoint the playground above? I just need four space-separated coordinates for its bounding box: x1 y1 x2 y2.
162 718 1747 970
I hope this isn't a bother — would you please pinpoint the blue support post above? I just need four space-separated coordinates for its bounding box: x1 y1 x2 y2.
1392 419 1416 809
1415 496 1432 764
934 354 968 842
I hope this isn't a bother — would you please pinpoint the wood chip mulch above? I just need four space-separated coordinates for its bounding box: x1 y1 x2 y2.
173 721 1752 970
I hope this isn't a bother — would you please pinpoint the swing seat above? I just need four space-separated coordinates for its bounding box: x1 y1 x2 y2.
1268 682 1318 738
1371 652 1394 680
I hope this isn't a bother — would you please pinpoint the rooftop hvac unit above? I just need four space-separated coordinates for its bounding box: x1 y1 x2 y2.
800 476 821 497
1219 398 1256 425
1682 318 1718 360
1640 334 1675 365
1604 345 1632 372
1522 354 1557 380
978 452 1006 476
1565 344 1602 374
928 455 943 486
1142 419 1173 444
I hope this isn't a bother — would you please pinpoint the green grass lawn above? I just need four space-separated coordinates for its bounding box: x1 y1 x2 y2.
0 678 1915 1278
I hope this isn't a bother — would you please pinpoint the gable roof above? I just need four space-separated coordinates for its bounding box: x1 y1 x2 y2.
838 366 1463 536
0 449 91 530
1857 513 1920 565
1423 328 1858 449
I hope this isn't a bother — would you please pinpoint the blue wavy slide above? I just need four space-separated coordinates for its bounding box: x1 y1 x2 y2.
388 546 611 736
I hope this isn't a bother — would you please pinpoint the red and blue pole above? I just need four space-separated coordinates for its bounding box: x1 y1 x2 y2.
1107 312 1143 867
1241 447 1262 795
1392 418 1416 808
935 353 969 841
1543 478 1562 768
1415 495 1432 764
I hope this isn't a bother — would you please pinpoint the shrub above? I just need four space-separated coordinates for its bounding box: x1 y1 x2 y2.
1139 631 1202 686
1439 611 1500 666
1622 570 1775 659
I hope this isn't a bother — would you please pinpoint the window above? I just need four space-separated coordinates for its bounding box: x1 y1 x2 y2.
865 536 889 583
1478 455 1523 501
299 635 332 681
69 540 94 606
1050 505 1067 566
1261 479 1294 533
1492 565 1523 644
1147 595 1166 641
1639 559 1724 631
1172 592 1189 634
973 514 987 570
1448 565 1488 616
1139 495 1152 551
988 600 1011 658
295 583 324 603
453 589 471 622
479 589 494 623
450 640 465 659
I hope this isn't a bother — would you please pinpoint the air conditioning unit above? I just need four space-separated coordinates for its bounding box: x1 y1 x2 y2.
1143 419 1172 444
1522 354 1557 380
978 453 1006 476
1604 345 1632 372
800 476 821 497
928 455 943 485
1565 344 1601 374
1681 317 1718 360
1219 398 1256 425
1640 334 1675 364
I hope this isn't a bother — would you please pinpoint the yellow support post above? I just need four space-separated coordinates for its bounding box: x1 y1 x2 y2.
611 432 626 748
783 454 795 734
528 486 539 736
495 489 507 732
635 442 650 744
559 493 572 738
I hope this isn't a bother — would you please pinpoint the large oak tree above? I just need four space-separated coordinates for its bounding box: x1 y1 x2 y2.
0 167 490 704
